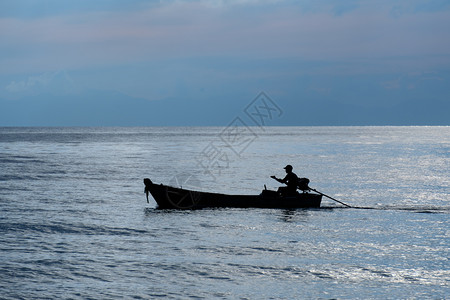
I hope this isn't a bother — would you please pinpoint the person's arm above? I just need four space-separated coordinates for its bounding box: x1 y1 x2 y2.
271 175 287 184
271 175 281 183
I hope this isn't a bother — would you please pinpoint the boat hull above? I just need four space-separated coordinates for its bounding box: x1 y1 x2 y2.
144 178 322 209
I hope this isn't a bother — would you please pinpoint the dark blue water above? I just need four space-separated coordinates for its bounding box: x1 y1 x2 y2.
0 126 448 299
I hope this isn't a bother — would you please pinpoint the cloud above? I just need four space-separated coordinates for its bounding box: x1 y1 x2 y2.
1 1 449 80
1 1 449 125
381 71 445 91
3 71 77 99
5 73 53 93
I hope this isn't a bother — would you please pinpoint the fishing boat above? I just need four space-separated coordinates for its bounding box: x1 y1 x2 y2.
143 178 322 209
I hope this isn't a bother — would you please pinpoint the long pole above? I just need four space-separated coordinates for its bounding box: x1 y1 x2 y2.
310 188 352 208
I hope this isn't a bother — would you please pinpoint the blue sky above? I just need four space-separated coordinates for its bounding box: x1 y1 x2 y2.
1 0 449 125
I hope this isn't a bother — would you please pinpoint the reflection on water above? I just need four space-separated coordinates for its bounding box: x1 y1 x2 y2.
0 126 448 299
279 209 311 222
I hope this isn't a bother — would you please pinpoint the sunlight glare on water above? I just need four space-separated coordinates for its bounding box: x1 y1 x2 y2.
0 126 448 299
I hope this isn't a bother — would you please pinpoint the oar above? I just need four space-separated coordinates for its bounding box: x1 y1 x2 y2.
310 188 352 208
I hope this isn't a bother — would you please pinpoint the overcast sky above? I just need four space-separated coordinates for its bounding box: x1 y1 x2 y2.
1 0 449 125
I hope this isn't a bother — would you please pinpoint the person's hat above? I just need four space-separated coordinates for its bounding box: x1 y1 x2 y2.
284 165 293 170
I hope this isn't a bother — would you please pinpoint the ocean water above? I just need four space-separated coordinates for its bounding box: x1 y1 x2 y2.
0 126 448 299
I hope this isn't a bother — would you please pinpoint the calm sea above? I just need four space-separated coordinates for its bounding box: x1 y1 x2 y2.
0 126 448 299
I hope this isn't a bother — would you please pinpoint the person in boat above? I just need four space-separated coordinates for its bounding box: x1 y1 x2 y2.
271 165 299 196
